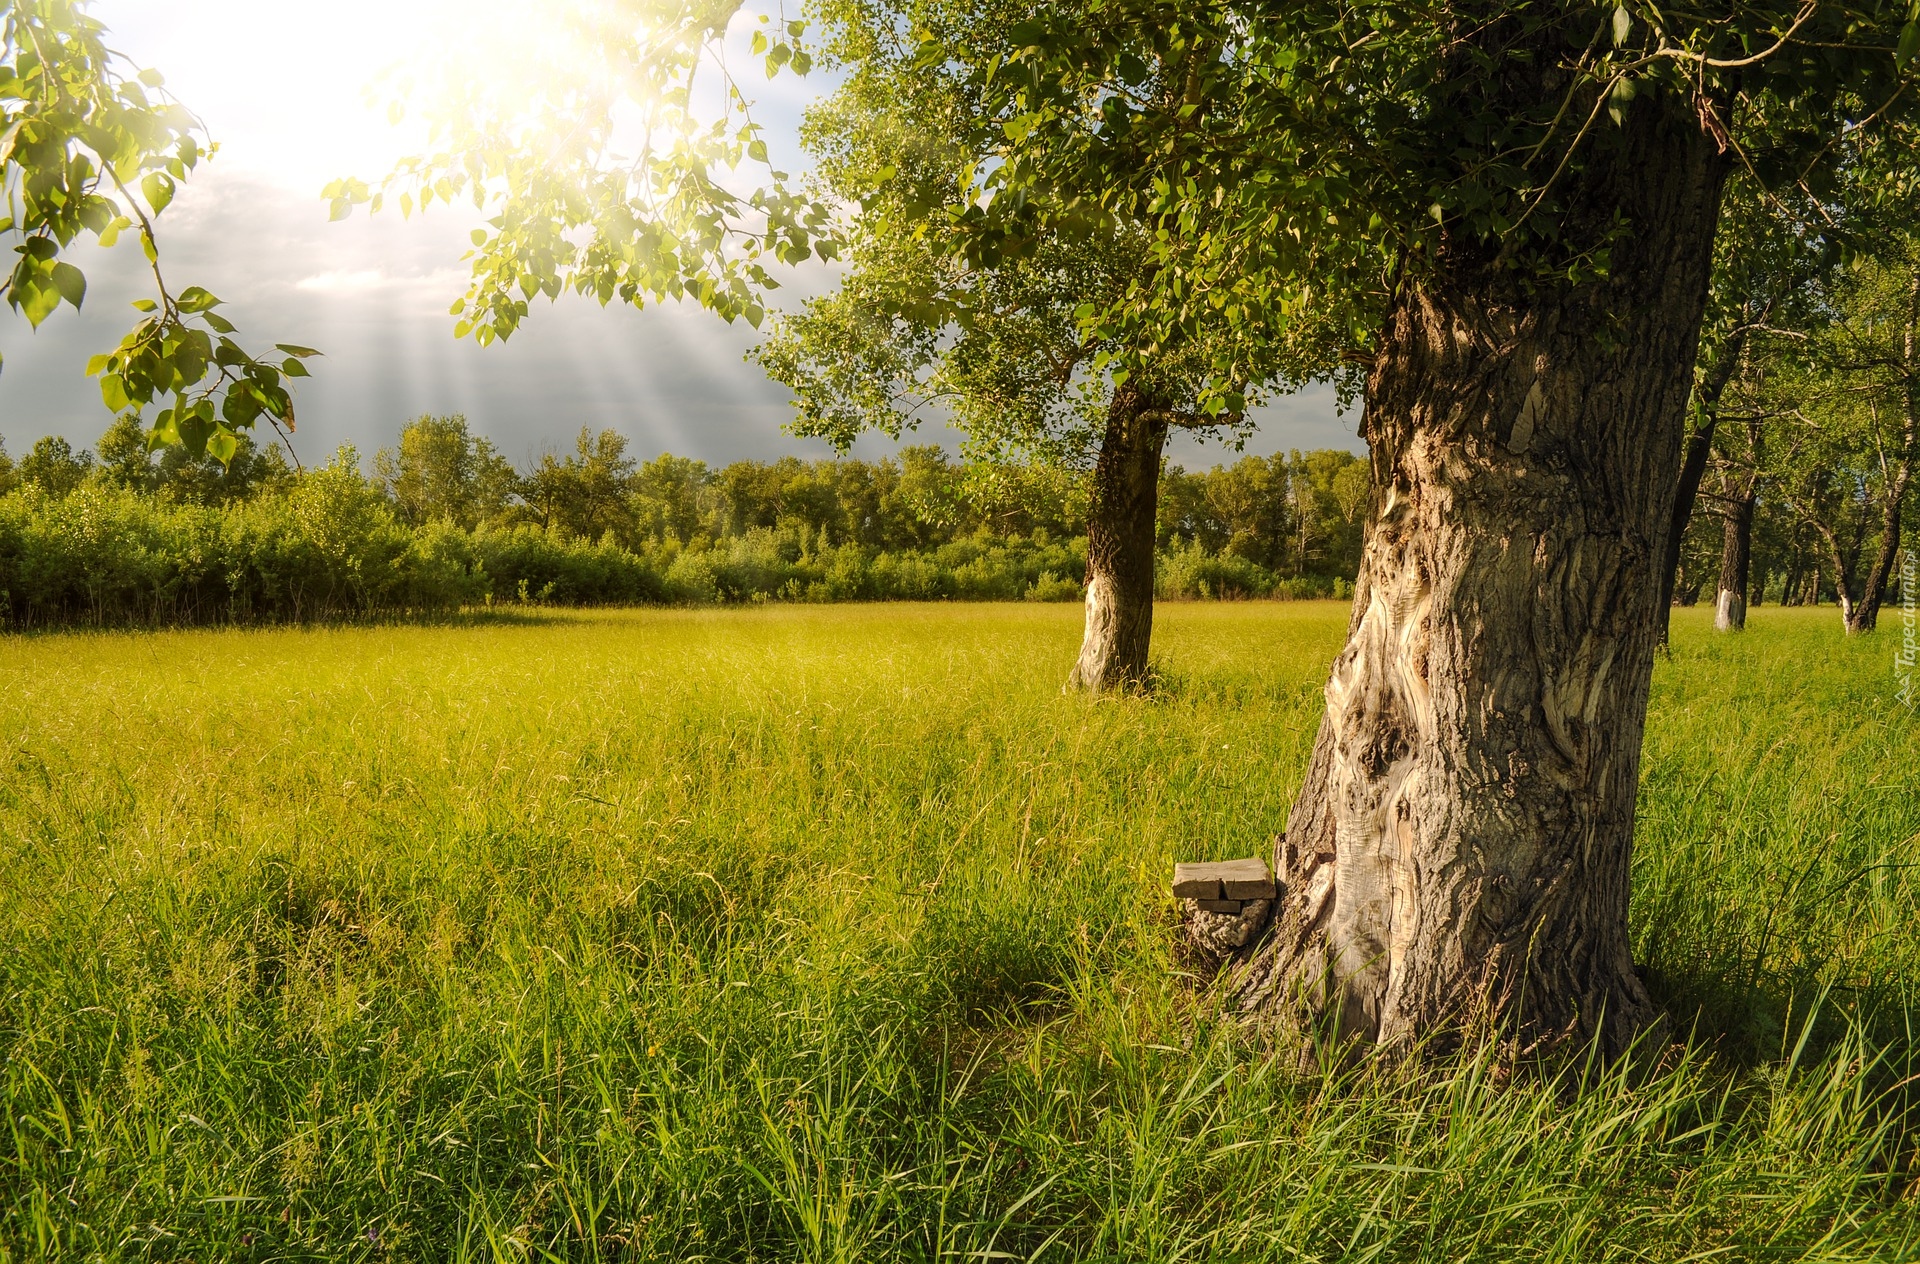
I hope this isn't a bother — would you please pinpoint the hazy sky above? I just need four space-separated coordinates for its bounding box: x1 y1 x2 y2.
0 1 1360 471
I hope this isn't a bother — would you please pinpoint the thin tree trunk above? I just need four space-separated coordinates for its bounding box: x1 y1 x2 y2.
1237 92 1727 1056
1815 523 1862 631
1659 419 1718 638
1659 331 1745 642
1849 273 1920 634
1848 466 1910 633
1069 384 1168 692
1715 490 1754 631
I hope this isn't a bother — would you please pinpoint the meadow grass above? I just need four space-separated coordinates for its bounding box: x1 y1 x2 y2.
0 601 1915 1261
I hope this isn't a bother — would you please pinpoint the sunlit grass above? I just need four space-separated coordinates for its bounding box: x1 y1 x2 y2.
1 602 1915 1259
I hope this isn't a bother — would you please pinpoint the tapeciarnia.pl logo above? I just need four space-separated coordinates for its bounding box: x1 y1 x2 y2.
1898 550 1917 710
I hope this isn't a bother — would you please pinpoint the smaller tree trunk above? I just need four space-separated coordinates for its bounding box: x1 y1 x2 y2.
1659 421 1721 635
1069 385 1169 692
1715 487 1755 632
1846 478 1909 634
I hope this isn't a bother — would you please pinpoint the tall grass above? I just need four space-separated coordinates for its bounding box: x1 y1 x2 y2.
0 603 1914 1260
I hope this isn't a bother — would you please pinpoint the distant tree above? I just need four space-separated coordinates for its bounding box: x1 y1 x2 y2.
17 436 93 497
374 414 519 529
753 0 1335 692
523 428 638 542
0 439 16 496
94 411 292 504
1766 237 1920 634
629 454 712 546
1658 176 1841 635
95 414 158 493
1160 456 1289 567
155 432 292 506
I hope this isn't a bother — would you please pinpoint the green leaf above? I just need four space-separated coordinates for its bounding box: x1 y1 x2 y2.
148 413 174 450
49 262 87 309
17 278 60 329
141 172 175 214
281 358 311 377
1898 21 1919 69
471 228 489 246
176 285 220 312
1612 5 1631 45
131 297 159 312
206 427 238 465
99 373 131 411
274 344 322 358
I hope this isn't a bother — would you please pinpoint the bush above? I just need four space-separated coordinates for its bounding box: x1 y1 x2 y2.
1157 540 1275 599
0 452 1354 628
1025 571 1084 602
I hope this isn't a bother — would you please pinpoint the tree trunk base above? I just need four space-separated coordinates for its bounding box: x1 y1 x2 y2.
1224 86 1723 1060
1068 386 1167 693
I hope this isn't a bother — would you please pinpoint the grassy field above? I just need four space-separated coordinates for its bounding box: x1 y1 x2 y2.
1 601 1916 1261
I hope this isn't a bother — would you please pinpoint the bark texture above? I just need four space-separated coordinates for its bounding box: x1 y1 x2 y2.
1714 489 1754 632
1237 95 1728 1055
1069 385 1169 692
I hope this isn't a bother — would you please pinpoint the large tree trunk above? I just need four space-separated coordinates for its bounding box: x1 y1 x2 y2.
1236 96 1727 1056
1069 385 1168 692
1715 482 1755 632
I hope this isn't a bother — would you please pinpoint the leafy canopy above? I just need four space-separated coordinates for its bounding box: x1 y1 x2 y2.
924 0 1920 407
1 0 315 461
753 0 1354 468
329 0 836 340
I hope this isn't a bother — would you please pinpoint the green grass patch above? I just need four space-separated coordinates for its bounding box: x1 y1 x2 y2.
1 603 1915 1260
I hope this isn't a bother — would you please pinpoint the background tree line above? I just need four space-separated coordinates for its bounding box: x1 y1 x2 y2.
1668 214 1919 637
0 413 1363 628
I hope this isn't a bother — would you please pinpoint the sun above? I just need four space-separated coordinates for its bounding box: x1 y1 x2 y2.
94 0 590 195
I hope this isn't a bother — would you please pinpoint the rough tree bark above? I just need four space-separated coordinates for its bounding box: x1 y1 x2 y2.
1069 384 1169 691
1714 486 1754 632
1236 95 1728 1055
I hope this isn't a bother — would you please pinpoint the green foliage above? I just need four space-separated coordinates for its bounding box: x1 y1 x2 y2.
14 434 91 497
0 416 1372 627
1158 449 1366 580
332 0 835 338
755 0 1360 451
923 0 1920 400
1 1 314 455
372 413 518 529
0 605 1913 1256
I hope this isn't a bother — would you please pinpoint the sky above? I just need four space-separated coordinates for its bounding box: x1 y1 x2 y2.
0 0 1360 472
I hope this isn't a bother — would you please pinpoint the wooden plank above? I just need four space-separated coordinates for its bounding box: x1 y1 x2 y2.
1173 857 1275 901
1172 863 1221 899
